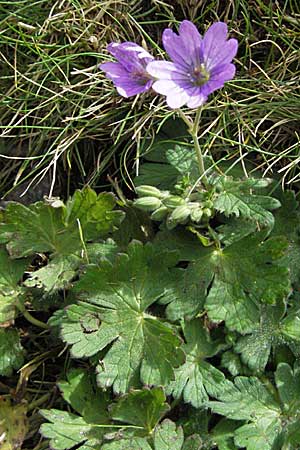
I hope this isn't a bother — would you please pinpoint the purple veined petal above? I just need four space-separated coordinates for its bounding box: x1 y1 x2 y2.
202 22 238 71
116 80 152 97
200 64 235 96
101 42 154 98
178 20 202 66
100 62 138 87
210 63 236 82
152 80 190 108
146 60 187 80
107 42 153 72
100 62 129 80
205 39 238 71
162 29 190 70
162 20 202 70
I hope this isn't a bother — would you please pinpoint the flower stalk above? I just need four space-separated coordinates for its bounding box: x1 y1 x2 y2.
178 108 209 189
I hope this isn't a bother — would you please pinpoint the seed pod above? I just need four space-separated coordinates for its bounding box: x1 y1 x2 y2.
170 205 191 223
163 195 186 208
151 206 168 220
135 185 162 198
190 208 203 223
134 197 162 212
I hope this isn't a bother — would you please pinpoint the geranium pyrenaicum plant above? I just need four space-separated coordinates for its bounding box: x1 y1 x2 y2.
100 42 154 97
146 21 238 109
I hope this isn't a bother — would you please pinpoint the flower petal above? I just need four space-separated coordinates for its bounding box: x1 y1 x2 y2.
107 42 153 72
100 62 129 80
162 20 202 69
210 63 236 82
201 64 235 96
179 20 202 65
116 81 151 98
186 94 207 108
202 22 238 70
101 61 152 97
152 80 190 108
146 60 187 80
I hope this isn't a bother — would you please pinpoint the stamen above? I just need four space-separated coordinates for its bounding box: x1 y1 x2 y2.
191 64 210 86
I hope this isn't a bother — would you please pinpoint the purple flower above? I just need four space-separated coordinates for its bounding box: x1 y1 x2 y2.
146 21 238 109
100 42 154 97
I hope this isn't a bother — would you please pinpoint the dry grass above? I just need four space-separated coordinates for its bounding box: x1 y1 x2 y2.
0 0 299 200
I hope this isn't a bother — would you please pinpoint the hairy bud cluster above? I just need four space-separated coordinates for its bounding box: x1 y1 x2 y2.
134 185 214 229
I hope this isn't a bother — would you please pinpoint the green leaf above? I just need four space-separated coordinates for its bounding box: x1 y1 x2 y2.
209 363 300 449
0 329 24 376
40 409 104 450
40 369 110 450
211 419 242 450
281 306 300 341
275 363 300 415
102 437 152 450
154 419 184 450
0 189 123 257
167 319 227 407
206 234 289 331
234 420 282 450
24 254 80 293
166 146 198 175
158 230 289 332
61 241 184 392
161 253 214 321
234 304 284 372
221 351 245 376
58 368 110 423
136 163 178 190
113 207 153 249
209 376 282 449
213 176 281 228
217 219 257 246
135 119 189 190
209 376 281 420
102 420 202 450
271 190 300 286
0 247 27 324
234 303 300 372
111 388 169 433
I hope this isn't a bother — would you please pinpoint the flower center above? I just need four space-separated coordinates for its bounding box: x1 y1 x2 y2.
191 64 210 86
132 68 152 86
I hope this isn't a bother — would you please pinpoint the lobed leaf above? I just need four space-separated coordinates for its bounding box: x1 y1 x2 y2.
157 230 290 332
167 319 228 407
213 176 281 228
0 189 124 294
61 241 184 392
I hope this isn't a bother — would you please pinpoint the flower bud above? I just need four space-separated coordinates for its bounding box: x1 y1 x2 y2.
163 196 186 208
134 197 162 212
135 185 163 198
170 205 190 223
203 207 213 218
190 208 203 223
151 206 168 220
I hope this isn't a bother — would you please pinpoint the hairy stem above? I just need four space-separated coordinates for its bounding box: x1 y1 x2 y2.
177 108 209 188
